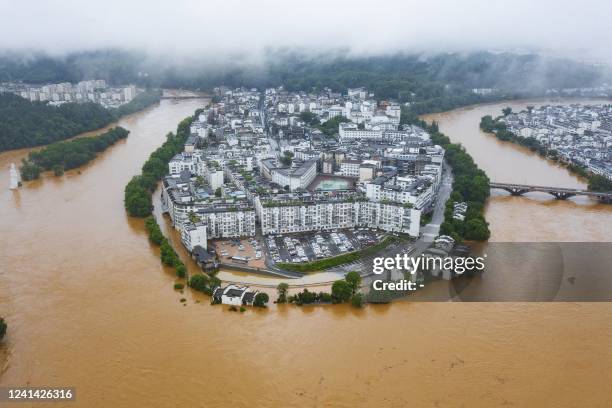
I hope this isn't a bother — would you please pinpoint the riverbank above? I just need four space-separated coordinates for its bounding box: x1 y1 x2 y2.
423 98 612 242
20 127 130 180
402 113 491 242
480 111 612 194
0 90 162 152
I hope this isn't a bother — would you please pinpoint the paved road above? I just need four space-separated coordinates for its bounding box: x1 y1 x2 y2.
421 160 453 243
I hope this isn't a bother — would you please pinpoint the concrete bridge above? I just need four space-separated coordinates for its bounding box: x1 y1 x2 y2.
490 182 612 202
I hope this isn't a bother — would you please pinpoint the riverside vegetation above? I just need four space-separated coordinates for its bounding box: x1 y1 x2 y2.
124 109 202 217
0 317 6 340
0 90 161 151
144 216 187 279
480 113 612 193
20 127 129 180
276 271 363 307
402 107 491 242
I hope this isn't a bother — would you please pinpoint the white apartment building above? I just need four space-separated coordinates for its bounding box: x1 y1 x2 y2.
270 160 317 191
168 152 200 175
181 221 208 252
161 178 256 238
365 176 435 211
338 123 383 141
207 170 225 190
339 160 361 177
256 194 421 237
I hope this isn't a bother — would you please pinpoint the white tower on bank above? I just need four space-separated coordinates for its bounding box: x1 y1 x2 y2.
9 163 21 190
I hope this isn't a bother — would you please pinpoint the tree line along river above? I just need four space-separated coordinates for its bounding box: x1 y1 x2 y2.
1 97 611 407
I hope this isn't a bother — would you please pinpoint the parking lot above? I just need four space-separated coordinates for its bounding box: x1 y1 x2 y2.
215 237 266 268
265 229 385 265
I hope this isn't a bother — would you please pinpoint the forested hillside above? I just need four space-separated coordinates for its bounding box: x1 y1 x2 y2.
0 90 160 151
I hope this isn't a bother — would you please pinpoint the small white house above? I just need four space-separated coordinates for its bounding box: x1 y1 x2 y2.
213 285 258 306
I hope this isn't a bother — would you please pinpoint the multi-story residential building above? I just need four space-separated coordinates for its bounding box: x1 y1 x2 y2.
255 191 421 237
161 176 256 238
168 152 201 175
339 123 383 141
339 160 361 177
181 221 208 252
261 159 318 191
365 175 435 211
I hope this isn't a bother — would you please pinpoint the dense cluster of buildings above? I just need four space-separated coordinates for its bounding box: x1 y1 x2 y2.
0 80 139 108
502 104 612 179
161 86 447 264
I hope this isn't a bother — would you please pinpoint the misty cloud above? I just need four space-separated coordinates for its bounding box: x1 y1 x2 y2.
0 0 611 62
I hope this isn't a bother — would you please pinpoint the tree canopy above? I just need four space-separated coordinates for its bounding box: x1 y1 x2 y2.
19 127 129 180
0 90 160 151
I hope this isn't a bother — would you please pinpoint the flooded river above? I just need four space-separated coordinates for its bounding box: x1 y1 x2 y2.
424 98 612 242
1 98 612 407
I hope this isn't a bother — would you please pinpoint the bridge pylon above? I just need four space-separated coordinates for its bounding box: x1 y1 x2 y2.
550 192 575 200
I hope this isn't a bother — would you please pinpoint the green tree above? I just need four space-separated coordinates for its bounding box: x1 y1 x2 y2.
52 164 64 176
160 240 179 266
331 280 352 303
175 264 187 278
280 151 294 166
144 216 164 245
351 293 364 308
0 317 6 340
215 187 222 197
276 282 289 303
588 175 612 192
502 107 513 116
253 292 269 307
344 271 362 295
208 276 222 291
299 111 319 126
188 274 209 292
20 161 41 181
463 218 491 241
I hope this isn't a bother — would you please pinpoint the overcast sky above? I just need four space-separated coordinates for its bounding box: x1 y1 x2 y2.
1 0 610 62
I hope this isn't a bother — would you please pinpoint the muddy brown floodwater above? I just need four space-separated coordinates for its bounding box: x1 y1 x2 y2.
1 98 612 407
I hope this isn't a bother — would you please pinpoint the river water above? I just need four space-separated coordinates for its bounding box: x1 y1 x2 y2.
1 98 612 407
424 98 612 242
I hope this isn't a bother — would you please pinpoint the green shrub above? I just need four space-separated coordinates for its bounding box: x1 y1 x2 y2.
331 280 352 303
253 292 269 308
175 264 187 278
144 216 164 245
188 274 210 293
0 317 6 340
345 271 361 294
276 282 289 303
351 293 364 308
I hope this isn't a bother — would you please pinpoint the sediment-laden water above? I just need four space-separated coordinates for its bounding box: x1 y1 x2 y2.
1 98 611 407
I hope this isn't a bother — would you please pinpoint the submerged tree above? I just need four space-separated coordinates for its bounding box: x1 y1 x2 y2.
0 317 6 340
276 282 289 303
253 293 269 308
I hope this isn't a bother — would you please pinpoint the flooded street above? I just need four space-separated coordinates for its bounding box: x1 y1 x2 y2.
1 98 612 407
